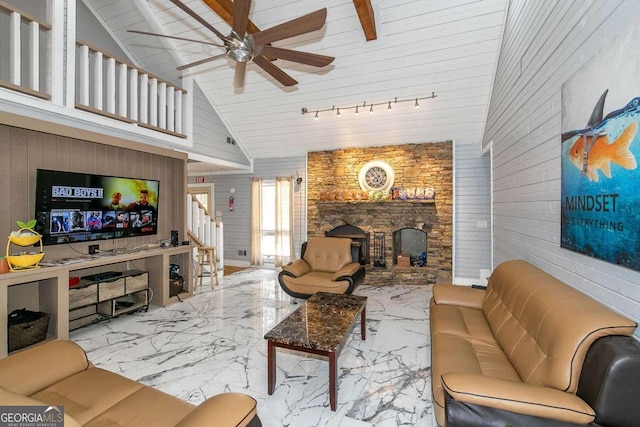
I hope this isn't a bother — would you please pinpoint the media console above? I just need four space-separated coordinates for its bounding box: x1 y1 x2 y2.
0 245 192 358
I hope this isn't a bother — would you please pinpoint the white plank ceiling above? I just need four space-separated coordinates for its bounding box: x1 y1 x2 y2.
86 0 508 168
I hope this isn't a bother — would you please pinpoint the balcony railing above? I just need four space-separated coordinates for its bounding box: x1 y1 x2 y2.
75 40 187 138
0 1 51 100
0 2 189 140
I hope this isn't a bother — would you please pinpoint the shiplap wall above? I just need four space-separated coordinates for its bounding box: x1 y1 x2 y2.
191 84 249 166
455 142 491 279
483 0 640 336
194 157 307 264
0 124 187 260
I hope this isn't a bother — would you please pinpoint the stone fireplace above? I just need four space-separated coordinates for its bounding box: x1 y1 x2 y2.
307 142 453 286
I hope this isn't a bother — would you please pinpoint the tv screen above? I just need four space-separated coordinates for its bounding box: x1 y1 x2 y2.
35 169 159 246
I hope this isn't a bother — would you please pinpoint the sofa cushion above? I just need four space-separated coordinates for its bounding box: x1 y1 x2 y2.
280 271 350 295
83 385 194 427
0 340 90 396
175 393 257 427
31 367 145 424
482 260 637 393
302 237 353 273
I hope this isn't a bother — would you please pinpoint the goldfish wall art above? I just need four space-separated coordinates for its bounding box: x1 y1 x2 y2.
561 90 640 271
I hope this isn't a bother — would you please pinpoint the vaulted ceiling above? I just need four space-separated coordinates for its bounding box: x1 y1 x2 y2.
86 0 508 171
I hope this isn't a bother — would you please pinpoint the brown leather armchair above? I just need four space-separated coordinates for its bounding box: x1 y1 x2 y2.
278 237 366 299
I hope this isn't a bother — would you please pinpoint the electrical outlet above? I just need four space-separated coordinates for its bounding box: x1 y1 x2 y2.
89 244 99 255
243 250 247 256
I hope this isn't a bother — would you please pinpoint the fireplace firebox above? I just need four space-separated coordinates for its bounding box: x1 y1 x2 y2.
392 228 427 267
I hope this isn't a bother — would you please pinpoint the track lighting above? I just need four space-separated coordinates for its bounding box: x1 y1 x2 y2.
301 93 436 119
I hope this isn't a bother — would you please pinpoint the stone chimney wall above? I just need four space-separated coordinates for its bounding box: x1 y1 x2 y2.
307 142 453 285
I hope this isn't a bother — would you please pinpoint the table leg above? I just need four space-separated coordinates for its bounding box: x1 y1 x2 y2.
267 340 276 395
329 351 337 411
360 305 366 340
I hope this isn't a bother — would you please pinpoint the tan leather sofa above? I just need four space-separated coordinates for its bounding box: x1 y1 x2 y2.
278 237 365 298
0 340 261 427
430 260 640 427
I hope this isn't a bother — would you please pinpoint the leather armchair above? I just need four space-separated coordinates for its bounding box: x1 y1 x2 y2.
278 237 365 299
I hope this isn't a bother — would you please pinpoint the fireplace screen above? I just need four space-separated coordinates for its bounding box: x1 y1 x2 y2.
392 228 427 267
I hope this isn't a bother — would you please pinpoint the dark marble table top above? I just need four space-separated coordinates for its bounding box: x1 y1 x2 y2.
264 292 367 353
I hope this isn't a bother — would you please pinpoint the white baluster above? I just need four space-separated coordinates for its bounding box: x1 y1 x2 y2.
217 223 224 269
149 78 158 126
175 90 183 134
158 82 167 129
106 57 116 114
129 68 138 121
167 86 175 132
29 21 40 91
118 63 127 117
78 45 89 105
9 12 21 85
205 215 211 246
139 73 148 123
93 51 103 110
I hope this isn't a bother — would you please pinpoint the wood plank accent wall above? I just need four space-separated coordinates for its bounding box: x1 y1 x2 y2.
0 124 187 261
482 0 640 337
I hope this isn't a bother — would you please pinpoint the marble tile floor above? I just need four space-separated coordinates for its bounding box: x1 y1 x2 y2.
70 268 435 427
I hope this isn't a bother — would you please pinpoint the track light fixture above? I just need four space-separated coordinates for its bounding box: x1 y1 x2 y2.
301 92 436 119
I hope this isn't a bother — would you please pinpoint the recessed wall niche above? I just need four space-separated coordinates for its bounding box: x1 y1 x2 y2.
307 142 453 286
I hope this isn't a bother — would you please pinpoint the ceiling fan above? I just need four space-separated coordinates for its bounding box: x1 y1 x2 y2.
129 0 334 88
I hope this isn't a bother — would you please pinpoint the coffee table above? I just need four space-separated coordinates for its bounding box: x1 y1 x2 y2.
264 292 367 410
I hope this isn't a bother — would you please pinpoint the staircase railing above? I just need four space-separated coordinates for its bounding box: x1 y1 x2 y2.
187 193 223 275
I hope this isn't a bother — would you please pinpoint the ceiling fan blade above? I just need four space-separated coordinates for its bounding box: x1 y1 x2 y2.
252 8 328 46
177 53 228 71
233 62 247 88
232 0 251 39
127 30 224 48
253 55 297 87
260 45 334 67
169 0 228 42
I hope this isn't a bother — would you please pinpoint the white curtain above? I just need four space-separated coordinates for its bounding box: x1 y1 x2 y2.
275 176 294 267
250 177 263 266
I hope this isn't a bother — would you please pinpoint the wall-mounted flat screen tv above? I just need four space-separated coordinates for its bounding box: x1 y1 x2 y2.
35 169 159 246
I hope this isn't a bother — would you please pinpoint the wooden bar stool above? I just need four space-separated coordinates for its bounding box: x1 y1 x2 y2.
196 246 219 289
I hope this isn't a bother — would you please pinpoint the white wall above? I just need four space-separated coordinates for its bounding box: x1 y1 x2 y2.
455 142 492 280
483 0 640 337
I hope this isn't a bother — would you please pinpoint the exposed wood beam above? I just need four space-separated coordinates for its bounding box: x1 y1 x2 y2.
201 0 261 34
352 0 376 41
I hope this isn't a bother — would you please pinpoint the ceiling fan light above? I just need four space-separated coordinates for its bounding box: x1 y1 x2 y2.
228 47 252 62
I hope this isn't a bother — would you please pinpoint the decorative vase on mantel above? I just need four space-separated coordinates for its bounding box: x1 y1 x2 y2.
6 220 45 271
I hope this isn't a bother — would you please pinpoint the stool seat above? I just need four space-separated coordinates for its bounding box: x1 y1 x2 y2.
196 246 219 289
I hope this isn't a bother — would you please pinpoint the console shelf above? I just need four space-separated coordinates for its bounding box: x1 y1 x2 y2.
0 245 192 357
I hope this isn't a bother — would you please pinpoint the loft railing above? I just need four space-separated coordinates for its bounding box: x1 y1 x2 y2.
0 2 191 140
75 40 187 138
0 1 51 100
